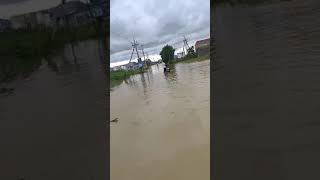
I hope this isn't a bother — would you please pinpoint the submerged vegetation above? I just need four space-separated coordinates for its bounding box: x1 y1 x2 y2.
178 54 210 64
110 69 146 88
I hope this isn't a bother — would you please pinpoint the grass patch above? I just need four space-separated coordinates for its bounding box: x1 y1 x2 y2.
110 68 146 88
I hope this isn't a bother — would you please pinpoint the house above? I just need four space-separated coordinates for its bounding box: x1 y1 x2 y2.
123 62 136 70
0 19 11 32
10 1 99 29
10 14 32 29
10 10 52 29
123 61 146 70
9 0 105 30
49 1 92 27
111 66 120 71
195 38 210 56
177 52 185 58
35 10 52 27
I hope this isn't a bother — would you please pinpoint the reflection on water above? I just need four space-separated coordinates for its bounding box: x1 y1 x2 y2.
0 40 107 179
213 0 320 179
111 60 210 180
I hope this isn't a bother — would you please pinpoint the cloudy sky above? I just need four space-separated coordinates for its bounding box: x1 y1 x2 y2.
0 0 63 18
110 0 210 64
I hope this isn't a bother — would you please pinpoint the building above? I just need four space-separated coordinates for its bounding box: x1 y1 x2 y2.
111 66 122 71
177 52 185 58
0 19 11 32
49 1 92 27
10 14 32 29
35 10 52 27
10 10 52 29
195 38 210 56
10 1 94 30
123 60 146 70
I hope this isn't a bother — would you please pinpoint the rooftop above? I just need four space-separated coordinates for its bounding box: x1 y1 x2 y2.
195 38 210 46
49 1 88 18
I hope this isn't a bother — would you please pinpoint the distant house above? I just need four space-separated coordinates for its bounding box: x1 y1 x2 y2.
49 1 92 27
9 0 105 30
10 14 32 29
111 66 120 71
177 52 185 58
35 10 52 27
0 19 11 32
123 62 136 70
123 61 146 70
195 38 210 56
10 10 52 29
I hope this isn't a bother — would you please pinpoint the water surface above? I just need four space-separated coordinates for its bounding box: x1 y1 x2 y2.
111 60 210 180
0 40 107 179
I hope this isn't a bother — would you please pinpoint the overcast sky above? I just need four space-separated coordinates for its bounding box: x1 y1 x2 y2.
110 0 210 63
0 0 62 18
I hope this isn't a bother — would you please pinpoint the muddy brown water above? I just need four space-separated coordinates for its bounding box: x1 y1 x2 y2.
213 0 320 179
111 60 210 180
0 40 107 179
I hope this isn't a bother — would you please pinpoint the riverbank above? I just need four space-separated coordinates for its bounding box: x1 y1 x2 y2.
176 55 210 64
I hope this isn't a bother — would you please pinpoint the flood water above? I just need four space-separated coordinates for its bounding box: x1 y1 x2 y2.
110 60 210 180
213 0 320 179
0 40 107 179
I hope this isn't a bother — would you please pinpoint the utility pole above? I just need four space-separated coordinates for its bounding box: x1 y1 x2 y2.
129 38 141 63
183 36 190 56
141 45 146 61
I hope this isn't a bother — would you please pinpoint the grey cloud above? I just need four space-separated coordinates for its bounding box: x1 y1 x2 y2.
0 0 29 5
110 0 210 63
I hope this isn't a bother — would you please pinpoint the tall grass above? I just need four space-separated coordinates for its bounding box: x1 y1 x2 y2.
110 69 145 87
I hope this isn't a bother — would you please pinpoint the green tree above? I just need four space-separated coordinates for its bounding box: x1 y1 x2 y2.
160 45 175 65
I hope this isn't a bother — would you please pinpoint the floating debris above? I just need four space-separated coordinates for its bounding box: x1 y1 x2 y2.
110 118 119 123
